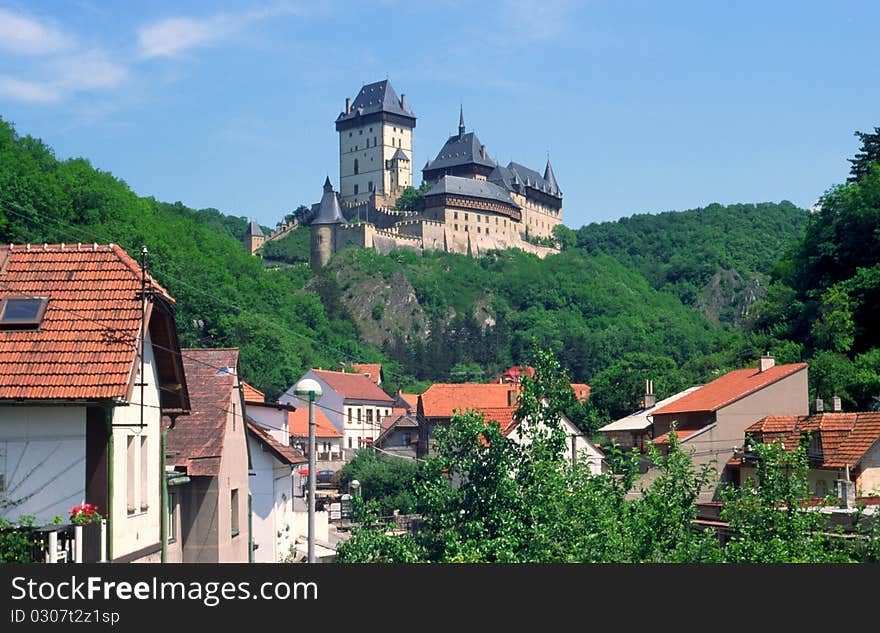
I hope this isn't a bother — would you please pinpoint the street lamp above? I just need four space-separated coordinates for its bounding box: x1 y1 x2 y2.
293 378 323 563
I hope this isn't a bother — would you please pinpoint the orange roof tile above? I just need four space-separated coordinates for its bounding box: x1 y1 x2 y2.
474 407 519 435
397 392 419 411
746 412 880 469
351 363 382 384
165 348 239 476
652 362 808 415
241 380 265 403
312 369 393 402
288 406 342 438
420 383 522 418
247 420 306 465
570 383 591 402
0 243 180 402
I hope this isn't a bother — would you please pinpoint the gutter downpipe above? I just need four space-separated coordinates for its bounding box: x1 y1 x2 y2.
106 408 114 562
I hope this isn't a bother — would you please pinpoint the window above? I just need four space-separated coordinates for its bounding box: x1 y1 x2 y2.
140 436 148 512
454 212 458 219
368 181 374 192
167 492 177 544
402 432 411 446
465 226 469 232
366 139 369 147
126 436 136 515
0 297 48 328
349 132 352 137
354 159 359 175
231 489 240 537
366 409 373 423
369 127 373 132
359 129 363 135
465 214 469 220
374 136 377 145
347 408 353 423
477 226 481 233
454 224 458 231
495 217 499 224
477 215 480 222
348 437 352 448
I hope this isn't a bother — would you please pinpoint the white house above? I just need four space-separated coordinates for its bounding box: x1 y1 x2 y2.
280 369 394 456
0 243 190 563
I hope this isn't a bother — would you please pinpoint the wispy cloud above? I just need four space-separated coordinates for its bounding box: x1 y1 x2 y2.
0 8 71 55
0 76 60 103
137 4 307 59
0 8 126 105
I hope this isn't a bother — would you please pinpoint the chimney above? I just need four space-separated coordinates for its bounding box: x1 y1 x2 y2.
836 465 856 509
759 353 775 372
480 144 486 160
400 93 406 109
507 389 517 407
643 379 656 409
814 398 824 413
831 395 842 413
345 97 351 114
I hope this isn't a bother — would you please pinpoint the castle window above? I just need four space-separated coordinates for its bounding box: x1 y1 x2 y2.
354 184 359 195
454 224 458 230
354 159 359 175
496 217 499 224
359 130 363 135
477 227 481 233
464 226 468 232
465 214 469 220
477 216 480 222
454 212 458 219
349 132 352 137
366 139 369 147
374 136 377 145
369 127 373 132
368 181 374 191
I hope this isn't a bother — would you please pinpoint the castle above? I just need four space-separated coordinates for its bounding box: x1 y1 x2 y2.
310 79 564 270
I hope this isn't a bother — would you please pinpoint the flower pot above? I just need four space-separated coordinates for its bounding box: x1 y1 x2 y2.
80 522 102 563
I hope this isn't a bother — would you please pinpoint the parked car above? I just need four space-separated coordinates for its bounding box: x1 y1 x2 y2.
316 469 336 485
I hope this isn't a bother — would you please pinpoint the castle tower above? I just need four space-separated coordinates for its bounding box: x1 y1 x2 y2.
335 80 416 206
310 177 346 271
244 220 265 255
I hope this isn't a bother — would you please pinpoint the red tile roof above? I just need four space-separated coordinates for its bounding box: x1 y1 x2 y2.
652 362 808 415
312 369 394 402
419 382 589 418
570 383 591 402
247 420 306 465
420 383 522 418
745 412 880 469
0 243 184 402
475 407 519 435
397 392 419 411
166 348 240 477
288 406 342 438
496 365 535 384
241 381 264 403
351 363 382 384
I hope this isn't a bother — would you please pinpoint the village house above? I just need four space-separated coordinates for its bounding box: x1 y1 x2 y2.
288 406 344 464
0 243 190 563
246 419 307 563
598 382 702 454
649 355 809 499
416 383 604 473
351 362 383 386
163 348 250 563
375 410 420 459
731 408 880 500
279 369 394 457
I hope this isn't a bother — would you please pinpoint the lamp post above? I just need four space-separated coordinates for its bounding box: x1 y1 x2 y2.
293 378 323 563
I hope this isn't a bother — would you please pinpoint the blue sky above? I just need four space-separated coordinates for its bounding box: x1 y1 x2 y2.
1 1 877 230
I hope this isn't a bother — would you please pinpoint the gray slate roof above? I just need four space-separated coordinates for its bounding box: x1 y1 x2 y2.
336 80 415 123
391 148 410 161
425 175 520 208
246 220 264 237
312 178 346 225
425 131 498 172
507 161 562 198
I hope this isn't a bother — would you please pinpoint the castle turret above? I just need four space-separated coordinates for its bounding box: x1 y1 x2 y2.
310 177 346 270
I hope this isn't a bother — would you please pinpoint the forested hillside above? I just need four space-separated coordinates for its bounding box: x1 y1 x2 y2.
574 201 809 326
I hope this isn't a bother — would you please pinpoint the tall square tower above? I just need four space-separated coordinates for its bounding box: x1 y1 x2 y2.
335 80 416 206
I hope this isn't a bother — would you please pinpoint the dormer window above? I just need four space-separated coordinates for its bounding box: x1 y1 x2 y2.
0 296 49 328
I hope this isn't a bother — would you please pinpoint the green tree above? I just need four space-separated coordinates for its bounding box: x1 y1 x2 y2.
848 126 880 183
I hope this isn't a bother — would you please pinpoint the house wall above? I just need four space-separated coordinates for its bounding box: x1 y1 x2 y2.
0 406 86 523
110 331 162 561
180 477 219 563
739 464 841 498
342 401 394 451
505 415 604 475
280 370 345 436
247 436 295 563
215 393 249 563
246 404 290 448
857 441 880 496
